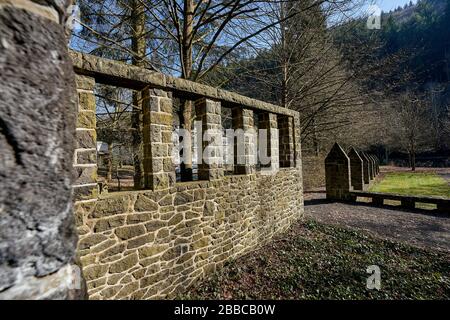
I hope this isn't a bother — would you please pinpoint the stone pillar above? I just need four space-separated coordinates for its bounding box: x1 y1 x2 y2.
142 89 175 190
368 154 376 179
348 148 364 191
73 75 98 202
259 113 279 172
0 0 86 299
195 98 224 180
278 115 295 168
374 156 380 175
232 107 256 175
359 151 371 186
325 143 352 200
293 115 302 169
363 152 374 180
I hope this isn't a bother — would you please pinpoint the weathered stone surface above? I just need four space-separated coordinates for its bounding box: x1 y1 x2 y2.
134 195 158 212
91 196 128 218
138 245 169 259
127 234 155 249
174 192 193 206
115 225 146 240
76 149 97 165
0 3 85 299
109 254 138 274
73 166 98 186
94 216 126 232
78 234 108 250
76 129 96 149
84 265 108 281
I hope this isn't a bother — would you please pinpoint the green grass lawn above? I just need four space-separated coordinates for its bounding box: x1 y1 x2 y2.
370 172 450 198
182 220 450 300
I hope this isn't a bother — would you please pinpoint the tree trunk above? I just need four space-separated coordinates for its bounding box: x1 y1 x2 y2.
408 151 412 169
280 2 289 109
131 0 146 189
179 0 195 181
411 146 416 172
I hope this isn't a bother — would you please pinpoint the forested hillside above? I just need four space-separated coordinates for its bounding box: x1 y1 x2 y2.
206 0 450 170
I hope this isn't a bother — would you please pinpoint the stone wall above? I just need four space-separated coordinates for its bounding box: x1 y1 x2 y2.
0 0 85 299
71 53 304 300
76 170 303 299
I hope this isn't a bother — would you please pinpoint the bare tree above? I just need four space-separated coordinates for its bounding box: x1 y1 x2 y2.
390 92 432 171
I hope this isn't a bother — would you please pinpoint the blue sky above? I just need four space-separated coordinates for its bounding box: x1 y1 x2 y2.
376 0 418 12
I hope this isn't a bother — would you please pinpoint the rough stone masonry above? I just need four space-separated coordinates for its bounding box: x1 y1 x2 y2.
0 0 85 299
71 52 304 299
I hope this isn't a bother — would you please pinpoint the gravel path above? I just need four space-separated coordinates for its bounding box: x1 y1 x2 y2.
304 192 450 253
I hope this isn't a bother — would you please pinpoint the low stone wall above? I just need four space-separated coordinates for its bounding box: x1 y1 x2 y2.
76 169 303 299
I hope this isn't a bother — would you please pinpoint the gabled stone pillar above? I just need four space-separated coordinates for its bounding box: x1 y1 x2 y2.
259 113 279 172
278 115 295 168
293 116 302 169
359 151 371 186
325 143 352 200
367 154 376 179
195 98 224 180
373 156 380 175
232 107 256 175
142 89 175 190
362 152 374 180
348 148 364 191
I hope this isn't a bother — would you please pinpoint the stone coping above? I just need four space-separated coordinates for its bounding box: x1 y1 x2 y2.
69 50 298 118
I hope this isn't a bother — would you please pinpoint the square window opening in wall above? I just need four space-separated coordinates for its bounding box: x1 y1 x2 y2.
172 97 209 183
95 84 142 193
255 111 279 170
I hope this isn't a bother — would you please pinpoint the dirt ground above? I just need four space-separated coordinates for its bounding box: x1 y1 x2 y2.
304 190 450 253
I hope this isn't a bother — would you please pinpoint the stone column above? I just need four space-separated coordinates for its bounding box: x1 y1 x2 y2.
73 75 98 202
368 154 376 179
374 156 380 175
362 152 374 180
0 0 86 299
359 152 371 185
325 143 352 200
348 148 364 191
195 98 224 181
278 115 295 168
232 107 256 175
293 115 302 169
142 89 175 190
259 113 279 172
